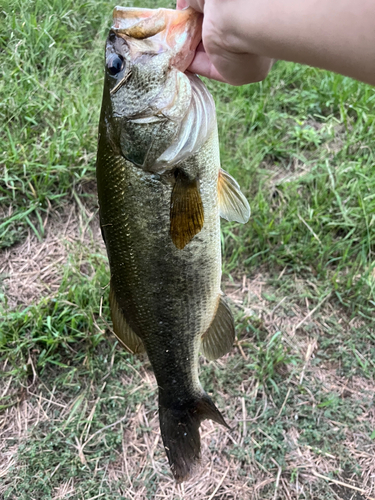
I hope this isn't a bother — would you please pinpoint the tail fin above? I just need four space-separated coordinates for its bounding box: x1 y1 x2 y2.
159 393 229 483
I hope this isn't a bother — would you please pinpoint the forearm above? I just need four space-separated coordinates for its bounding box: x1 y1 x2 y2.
202 0 375 84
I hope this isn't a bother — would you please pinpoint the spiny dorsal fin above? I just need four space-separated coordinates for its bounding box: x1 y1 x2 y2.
170 170 204 250
109 285 145 354
201 295 235 360
218 168 250 223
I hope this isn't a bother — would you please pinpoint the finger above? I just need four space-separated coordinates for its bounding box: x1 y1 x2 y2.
208 48 274 85
176 0 189 9
187 50 227 82
183 0 205 12
195 41 206 53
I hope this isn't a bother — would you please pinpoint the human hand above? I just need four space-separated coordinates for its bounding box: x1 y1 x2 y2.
178 0 375 87
176 0 273 85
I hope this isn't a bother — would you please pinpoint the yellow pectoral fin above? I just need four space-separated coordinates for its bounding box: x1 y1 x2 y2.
170 171 204 250
201 295 235 361
109 286 145 354
218 168 250 223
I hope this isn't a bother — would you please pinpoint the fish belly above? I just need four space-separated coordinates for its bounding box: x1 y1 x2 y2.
97 129 221 398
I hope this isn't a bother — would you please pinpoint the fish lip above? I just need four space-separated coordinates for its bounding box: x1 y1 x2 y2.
112 7 167 39
111 7 202 73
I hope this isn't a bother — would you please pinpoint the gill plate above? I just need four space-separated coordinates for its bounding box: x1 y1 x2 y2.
153 73 216 172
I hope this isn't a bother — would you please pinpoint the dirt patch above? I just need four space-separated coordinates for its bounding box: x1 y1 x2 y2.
0 200 104 309
260 120 346 194
1 196 375 499
3 344 374 499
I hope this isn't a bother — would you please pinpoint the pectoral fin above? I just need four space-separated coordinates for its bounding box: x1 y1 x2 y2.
170 171 204 250
201 295 235 360
218 169 250 223
109 286 145 354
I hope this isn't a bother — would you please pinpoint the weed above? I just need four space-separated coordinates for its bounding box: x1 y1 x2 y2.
1 0 375 498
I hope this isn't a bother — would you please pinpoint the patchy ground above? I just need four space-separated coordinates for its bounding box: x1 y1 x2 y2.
1 1 375 497
0 180 104 309
1 200 375 500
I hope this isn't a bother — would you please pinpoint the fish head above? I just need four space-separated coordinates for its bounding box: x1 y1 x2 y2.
112 6 202 72
101 6 215 172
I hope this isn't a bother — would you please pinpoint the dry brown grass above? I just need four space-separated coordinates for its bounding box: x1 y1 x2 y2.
1 203 375 499
0 197 104 309
3 353 374 499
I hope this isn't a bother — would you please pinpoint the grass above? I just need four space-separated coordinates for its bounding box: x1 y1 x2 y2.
1 0 375 498
216 68 375 317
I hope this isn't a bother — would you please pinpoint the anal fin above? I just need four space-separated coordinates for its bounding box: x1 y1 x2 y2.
201 295 235 360
170 170 204 250
109 285 145 354
218 168 250 223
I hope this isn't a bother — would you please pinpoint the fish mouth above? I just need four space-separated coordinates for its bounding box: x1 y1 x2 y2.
112 6 202 73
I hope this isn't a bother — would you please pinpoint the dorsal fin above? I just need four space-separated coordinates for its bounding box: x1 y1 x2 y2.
218 169 250 223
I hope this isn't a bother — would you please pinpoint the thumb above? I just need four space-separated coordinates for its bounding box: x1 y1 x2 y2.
177 0 205 12
176 0 189 9
208 49 274 85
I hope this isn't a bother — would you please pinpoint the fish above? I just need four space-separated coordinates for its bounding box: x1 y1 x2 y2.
96 5 250 483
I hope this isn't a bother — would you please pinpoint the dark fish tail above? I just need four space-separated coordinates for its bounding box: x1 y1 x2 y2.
159 392 229 482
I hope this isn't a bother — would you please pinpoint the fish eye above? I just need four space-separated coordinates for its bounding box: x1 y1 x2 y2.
107 53 125 76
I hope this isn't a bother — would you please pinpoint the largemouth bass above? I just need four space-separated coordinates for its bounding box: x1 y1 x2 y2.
96 6 250 482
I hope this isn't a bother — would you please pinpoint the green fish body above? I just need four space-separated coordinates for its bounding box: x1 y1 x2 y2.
96 6 250 482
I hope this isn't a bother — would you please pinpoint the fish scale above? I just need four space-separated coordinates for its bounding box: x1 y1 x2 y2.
97 130 222 346
96 6 250 482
